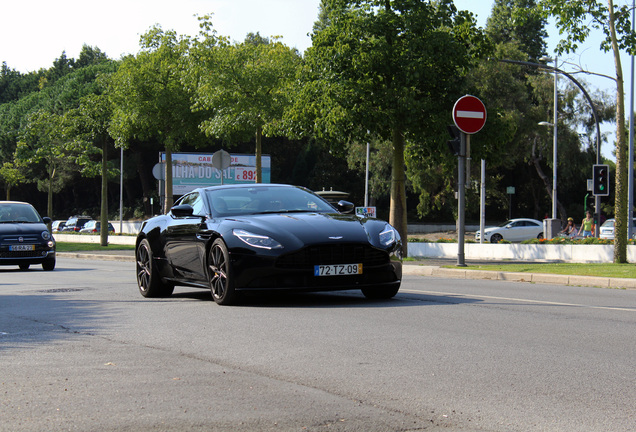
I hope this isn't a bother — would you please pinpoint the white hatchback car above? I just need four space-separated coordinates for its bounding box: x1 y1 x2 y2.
599 218 636 240
475 218 544 243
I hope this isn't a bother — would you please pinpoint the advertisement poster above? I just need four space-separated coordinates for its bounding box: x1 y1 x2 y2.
159 152 271 195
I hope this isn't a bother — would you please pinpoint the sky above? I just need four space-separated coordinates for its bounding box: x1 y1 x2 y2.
0 0 629 160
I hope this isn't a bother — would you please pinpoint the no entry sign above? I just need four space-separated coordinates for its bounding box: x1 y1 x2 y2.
453 95 487 134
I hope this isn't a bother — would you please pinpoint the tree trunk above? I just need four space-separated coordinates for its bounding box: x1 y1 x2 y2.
255 125 262 183
164 148 174 211
47 165 53 224
609 0 627 263
390 127 408 257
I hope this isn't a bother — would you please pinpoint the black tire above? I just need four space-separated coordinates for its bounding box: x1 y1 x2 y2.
361 285 400 300
42 256 55 271
208 239 238 305
19 264 30 271
490 233 503 243
136 239 174 298
537 232 544 239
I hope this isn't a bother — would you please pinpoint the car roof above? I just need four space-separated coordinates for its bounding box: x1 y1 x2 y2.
198 183 307 192
0 201 34 206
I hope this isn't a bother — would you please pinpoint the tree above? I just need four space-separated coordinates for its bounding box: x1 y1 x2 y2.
487 0 548 60
65 93 118 246
189 24 301 183
536 0 636 262
109 26 205 211
0 161 25 200
14 110 76 220
290 0 488 254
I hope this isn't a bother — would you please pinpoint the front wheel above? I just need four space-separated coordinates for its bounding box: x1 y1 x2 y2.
537 233 544 239
361 285 400 300
42 256 55 271
490 233 503 243
136 239 174 298
208 239 238 305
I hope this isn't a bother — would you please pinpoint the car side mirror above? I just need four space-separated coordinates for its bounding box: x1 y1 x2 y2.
336 200 355 214
43 217 52 224
171 204 194 218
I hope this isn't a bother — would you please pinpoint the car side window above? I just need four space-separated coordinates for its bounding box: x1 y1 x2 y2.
175 192 205 217
189 193 206 216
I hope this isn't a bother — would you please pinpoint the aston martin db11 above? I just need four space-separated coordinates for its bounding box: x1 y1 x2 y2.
135 184 402 305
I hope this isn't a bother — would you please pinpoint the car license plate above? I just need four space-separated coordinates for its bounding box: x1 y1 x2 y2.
314 263 362 276
10 244 34 251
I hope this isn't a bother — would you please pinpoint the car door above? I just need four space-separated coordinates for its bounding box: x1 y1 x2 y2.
506 221 525 242
164 193 208 281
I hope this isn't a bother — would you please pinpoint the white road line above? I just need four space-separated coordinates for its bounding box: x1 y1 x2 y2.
400 289 636 312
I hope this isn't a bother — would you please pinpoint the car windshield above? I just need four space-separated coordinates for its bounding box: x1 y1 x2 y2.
498 220 514 227
0 204 42 223
204 186 336 217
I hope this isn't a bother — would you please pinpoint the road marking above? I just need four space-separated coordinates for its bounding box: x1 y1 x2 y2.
400 289 636 312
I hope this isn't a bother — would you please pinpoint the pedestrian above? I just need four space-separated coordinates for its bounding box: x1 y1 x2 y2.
578 211 594 238
560 217 577 238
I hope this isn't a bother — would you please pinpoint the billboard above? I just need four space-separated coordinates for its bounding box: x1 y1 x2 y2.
159 152 271 195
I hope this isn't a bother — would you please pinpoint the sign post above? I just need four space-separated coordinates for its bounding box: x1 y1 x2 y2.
452 95 487 267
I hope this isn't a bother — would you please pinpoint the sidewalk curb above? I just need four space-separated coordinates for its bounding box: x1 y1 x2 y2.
402 265 636 290
57 252 135 262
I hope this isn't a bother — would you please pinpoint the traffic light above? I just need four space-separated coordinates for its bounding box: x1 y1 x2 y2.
447 125 460 156
592 164 610 196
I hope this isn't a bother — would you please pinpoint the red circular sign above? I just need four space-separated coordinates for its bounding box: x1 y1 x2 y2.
453 95 487 134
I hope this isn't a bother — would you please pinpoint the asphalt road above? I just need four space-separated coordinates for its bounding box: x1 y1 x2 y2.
1 258 635 431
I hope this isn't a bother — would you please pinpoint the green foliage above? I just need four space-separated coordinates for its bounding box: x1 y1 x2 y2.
486 0 547 60
108 26 205 150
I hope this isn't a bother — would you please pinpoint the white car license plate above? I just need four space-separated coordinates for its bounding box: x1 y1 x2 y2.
10 244 34 251
314 263 362 276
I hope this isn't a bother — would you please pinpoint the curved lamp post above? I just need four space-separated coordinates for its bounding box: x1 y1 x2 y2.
497 58 602 236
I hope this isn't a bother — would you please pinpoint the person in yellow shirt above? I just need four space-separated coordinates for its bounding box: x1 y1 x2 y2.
578 211 594 238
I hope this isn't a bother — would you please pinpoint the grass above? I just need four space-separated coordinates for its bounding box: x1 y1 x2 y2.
56 242 135 252
449 263 636 279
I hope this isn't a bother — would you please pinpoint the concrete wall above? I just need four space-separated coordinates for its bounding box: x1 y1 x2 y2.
408 242 636 263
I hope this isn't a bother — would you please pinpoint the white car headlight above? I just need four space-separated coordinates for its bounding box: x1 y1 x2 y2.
379 224 398 246
233 229 283 249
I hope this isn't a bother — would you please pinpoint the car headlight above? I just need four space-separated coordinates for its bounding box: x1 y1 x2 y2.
379 224 398 246
41 231 51 240
233 229 283 249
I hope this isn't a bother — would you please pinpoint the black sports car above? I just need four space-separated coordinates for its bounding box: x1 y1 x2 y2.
135 184 402 305
0 201 56 271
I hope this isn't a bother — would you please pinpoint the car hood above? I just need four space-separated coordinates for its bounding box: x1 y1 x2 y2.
0 222 49 236
222 212 391 249
477 227 498 235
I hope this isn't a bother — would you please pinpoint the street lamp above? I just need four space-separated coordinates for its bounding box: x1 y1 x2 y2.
497 57 602 236
539 120 557 220
540 56 558 220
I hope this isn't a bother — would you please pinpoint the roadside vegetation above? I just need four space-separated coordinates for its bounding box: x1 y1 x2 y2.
56 242 135 252
450 262 636 279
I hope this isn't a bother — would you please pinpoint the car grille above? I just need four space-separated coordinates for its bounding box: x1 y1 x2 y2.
276 244 389 269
